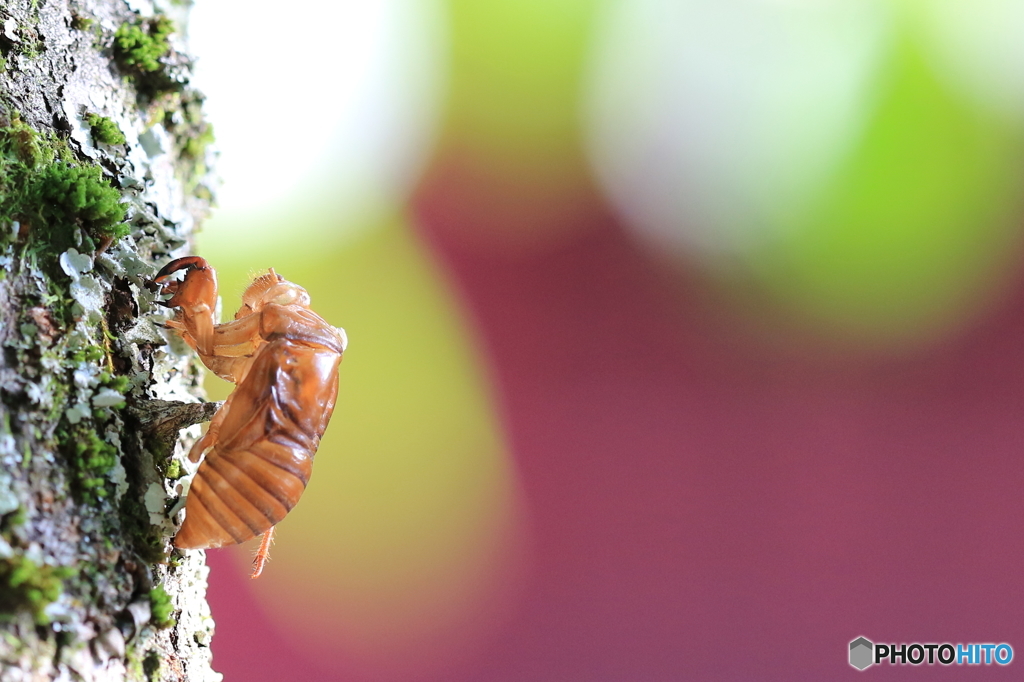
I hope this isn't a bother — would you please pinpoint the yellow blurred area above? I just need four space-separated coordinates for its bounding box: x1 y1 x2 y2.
446 0 596 162
422 0 605 251
201 217 525 678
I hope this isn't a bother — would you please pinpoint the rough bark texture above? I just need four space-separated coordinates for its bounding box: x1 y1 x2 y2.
0 0 219 679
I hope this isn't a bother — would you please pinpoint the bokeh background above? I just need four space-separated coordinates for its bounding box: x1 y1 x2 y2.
185 1 1024 679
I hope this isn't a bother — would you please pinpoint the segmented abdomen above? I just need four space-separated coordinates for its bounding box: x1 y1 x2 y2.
174 338 341 549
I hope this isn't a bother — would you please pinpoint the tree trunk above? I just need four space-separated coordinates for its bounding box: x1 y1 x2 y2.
0 0 220 679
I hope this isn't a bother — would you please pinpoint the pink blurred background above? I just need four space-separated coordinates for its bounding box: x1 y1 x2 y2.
183 0 1024 679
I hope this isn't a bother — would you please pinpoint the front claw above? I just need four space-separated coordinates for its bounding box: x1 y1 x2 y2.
153 255 210 296
152 256 219 356
154 256 212 283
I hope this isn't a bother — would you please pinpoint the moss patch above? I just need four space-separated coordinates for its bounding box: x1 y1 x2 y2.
35 163 128 241
5 118 49 167
162 91 214 195
119 492 165 564
181 122 213 165
113 15 181 99
0 556 74 625
113 16 174 74
70 15 94 32
61 426 118 502
142 648 161 680
164 459 182 480
0 115 127 254
149 585 175 628
85 113 125 146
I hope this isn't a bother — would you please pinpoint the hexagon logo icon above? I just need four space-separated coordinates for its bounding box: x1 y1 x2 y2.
850 637 874 670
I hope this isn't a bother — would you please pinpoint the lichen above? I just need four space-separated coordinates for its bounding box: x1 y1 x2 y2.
85 113 126 146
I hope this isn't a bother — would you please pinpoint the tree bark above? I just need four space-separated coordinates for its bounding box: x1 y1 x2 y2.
0 0 219 679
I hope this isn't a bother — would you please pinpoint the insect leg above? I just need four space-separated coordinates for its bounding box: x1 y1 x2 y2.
186 393 235 463
251 526 276 579
208 314 262 358
153 256 218 356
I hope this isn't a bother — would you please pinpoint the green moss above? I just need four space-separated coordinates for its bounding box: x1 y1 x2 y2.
74 346 105 364
119 492 165 564
85 113 125 146
105 374 132 393
34 162 128 240
61 426 118 502
142 649 161 680
164 459 182 480
182 123 213 162
167 92 215 193
70 15 94 31
114 16 174 74
1 116 51 168
0 118 128 253
0 556 75 625
149 585 175 628
1 506 26 532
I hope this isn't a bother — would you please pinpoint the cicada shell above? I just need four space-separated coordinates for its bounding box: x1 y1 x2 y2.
153 256 346 576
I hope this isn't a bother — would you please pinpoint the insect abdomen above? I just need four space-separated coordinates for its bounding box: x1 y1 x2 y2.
173 439 313 549
174 339 340 550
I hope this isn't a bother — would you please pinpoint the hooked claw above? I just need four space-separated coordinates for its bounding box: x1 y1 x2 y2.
152 256 216 310
154 256 211 285
151 256 219 356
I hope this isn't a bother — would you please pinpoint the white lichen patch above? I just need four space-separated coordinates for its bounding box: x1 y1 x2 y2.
92 389 126 408
69 277 108 325
108 460 129 501
64 404 91 425
59 249 94 280
144 482 170 527
25 381 52 408
0 472 18 517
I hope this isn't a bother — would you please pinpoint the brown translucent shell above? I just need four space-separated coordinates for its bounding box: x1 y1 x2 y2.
153 256 345 550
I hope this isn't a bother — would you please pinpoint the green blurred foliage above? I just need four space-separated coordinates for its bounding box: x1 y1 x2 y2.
758 34 1024 345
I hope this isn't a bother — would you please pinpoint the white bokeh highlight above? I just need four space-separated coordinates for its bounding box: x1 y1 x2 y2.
918 0 1024 121
189 0 447 251
582 0 892 265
